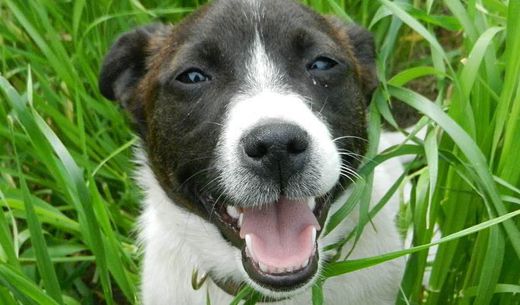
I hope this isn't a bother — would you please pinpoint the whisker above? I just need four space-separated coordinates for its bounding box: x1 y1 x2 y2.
318 97 330 115
340 166 361 179
206 121 224 127
209 190 227 222
332 135 368 143
338 152 364 163
340 171 363 184
335 179 347 192
177 167 216 191
340 165 362 180
336 149 365 156
337 150 375 163
339 172 357 184
199 176 222 194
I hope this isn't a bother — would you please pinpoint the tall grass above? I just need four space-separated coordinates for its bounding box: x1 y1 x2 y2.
0 0 518 304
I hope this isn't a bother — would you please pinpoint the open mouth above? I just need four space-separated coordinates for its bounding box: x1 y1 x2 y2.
240 197 321 290
198 191 328 291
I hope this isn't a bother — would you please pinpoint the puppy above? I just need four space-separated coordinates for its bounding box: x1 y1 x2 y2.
99 0 405 304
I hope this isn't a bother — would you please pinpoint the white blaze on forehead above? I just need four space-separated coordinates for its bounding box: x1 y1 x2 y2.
245 31 283 93
242 0 264 22
247 0 262 11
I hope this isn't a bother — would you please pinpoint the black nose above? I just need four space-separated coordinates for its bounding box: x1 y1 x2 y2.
240 122 310 187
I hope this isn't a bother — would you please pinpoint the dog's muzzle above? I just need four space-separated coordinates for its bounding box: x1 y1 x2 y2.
210 92 341 292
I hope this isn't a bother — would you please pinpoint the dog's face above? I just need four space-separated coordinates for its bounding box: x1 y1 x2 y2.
100 0 376 297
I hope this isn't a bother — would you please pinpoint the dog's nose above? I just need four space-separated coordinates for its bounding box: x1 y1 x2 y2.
240 122 310 187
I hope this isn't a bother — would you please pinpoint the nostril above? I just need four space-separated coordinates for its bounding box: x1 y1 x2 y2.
287 137 308 155
244 141 269 159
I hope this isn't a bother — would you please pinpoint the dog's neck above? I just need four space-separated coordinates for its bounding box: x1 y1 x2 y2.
210 274 242 296
208 272 286 303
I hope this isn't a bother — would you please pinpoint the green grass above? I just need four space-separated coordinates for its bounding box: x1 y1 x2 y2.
0 0 519 304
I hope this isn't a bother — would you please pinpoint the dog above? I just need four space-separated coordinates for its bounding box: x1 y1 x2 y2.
99 0 405 304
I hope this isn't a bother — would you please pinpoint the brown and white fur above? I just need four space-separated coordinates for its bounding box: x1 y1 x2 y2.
99 1 405 304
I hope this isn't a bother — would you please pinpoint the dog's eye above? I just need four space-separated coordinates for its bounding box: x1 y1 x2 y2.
307 57 338 71
176 69 210 84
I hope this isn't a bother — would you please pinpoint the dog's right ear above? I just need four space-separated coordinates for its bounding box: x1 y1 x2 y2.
99 23 169 108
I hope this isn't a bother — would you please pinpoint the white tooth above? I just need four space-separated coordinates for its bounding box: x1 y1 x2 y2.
245 246 251 258
245 234 259 264
307 199 316 211
259 262 269 273
312 227 317 244
226 206 240 219
238 213 243 227
302 258 310 268
245 234 252 249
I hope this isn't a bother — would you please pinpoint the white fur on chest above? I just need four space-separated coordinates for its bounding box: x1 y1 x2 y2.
137 134 405 305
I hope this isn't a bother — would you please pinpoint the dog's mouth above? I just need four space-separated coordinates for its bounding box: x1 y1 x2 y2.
240 197 321 290
197 191 328 291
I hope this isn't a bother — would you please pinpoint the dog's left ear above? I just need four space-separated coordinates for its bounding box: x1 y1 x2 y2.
326 16 378 100
98 23 171 109
98 23 171 135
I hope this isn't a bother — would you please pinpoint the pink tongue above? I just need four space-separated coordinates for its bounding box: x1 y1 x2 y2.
240 198 320 268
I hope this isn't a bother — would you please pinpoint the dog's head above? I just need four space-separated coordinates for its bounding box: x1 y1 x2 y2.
99 0 376 297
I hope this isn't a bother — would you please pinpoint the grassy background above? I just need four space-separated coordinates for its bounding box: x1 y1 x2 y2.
0 0 519 304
